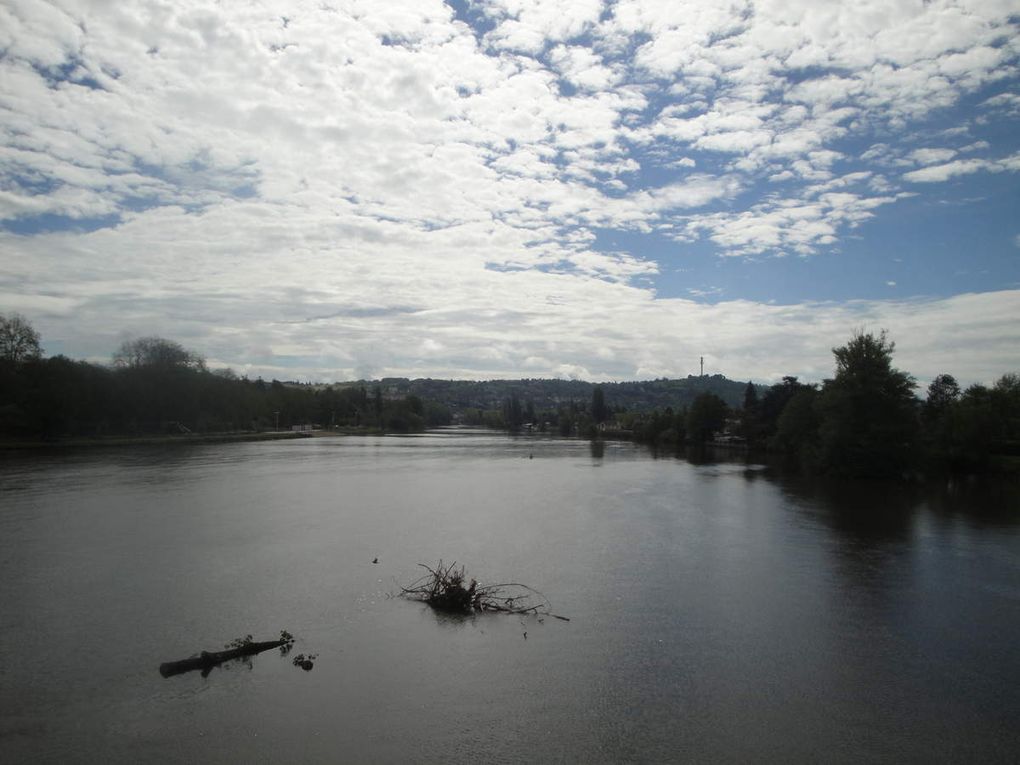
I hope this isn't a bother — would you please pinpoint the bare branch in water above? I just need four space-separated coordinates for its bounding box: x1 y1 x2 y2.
399 560 568 620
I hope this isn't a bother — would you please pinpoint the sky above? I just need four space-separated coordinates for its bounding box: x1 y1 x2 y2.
1 0 1018 386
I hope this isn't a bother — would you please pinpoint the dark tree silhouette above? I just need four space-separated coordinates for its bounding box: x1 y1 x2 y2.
771 387 821 467
922 374 962 438
113 336 204 370
743 381 758 411
591 385 608 424
503 394 524 431
740 380 760 443
686 392 728 443
755 376 812 445
815 330 918 477
0 313 42 363
925 374 961 410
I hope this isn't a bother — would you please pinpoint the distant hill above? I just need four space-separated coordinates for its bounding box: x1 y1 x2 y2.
351 375 757 413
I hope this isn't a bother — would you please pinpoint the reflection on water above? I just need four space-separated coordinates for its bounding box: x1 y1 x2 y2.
1 431 1018 764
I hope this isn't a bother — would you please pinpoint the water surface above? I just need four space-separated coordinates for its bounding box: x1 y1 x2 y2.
1 431 1018 762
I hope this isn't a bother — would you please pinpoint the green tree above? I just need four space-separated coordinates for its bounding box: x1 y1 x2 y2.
503 394 524 431
742 381 758 411
591 385 608 425
771 387 821 468
923 374 961 420
423 400 452 427
989 373 1020 452
815 330 918 477
934 384 996 470
557 405 574 436
920 373 964 470
756 376 810 443
740 380 761 443
0 313 42 363
686 392 728 443
110 337 207 432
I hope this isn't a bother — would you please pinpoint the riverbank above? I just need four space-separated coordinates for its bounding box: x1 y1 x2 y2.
0 430 313 451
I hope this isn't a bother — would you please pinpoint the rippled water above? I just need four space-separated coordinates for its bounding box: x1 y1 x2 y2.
1 431 1018 763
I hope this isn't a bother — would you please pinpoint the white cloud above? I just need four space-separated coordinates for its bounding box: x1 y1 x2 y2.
981 92 1020 116
0 0 1017 384
484 0 603 53
11 211 1016 386
679 184 901 257
908 148 958 166
960 140 991 153
903 152 1020 183
548 44 619 90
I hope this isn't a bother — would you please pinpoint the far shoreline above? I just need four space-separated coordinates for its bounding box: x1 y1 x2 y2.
0 430 314 451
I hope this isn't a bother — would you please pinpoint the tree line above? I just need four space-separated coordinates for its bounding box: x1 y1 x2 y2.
3 313 1016 477
464 329 1018 479
613 331 1020 478
0 315 450 440
364 374 751 413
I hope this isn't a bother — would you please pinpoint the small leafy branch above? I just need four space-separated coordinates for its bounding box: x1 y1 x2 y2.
224 634 254 650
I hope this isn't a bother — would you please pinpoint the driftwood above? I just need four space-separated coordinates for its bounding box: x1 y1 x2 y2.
400 560 569 620
159 638 289 678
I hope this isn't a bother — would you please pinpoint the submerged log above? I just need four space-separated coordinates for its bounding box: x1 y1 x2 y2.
159 639 288 678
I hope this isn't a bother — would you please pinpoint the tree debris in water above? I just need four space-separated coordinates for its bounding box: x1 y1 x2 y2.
159 630 296 678
400 560 569 620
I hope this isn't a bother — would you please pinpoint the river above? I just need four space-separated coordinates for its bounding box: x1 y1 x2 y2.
1 430 1018 763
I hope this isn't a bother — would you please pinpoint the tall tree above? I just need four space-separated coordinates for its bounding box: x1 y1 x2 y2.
742 381 758 411
686 392 728 443
990 373 1020 450
921 373 962 447
591 385 608 424
925 374 961 412
503 394 524 431
757 376 811 442
815 330 918 477
0 313 42 363
740 380 761 443
771 387 821 467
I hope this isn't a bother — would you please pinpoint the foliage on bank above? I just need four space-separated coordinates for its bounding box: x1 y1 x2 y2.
0 329 451 440
625 330 1020 478
2 315 1016 477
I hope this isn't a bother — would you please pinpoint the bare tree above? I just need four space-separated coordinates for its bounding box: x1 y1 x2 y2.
113 336 205 370
0 313 42 363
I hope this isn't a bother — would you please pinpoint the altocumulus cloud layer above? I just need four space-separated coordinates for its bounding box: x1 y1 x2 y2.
0 0 1018 384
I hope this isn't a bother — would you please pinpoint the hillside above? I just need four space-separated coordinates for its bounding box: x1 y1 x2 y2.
358 375 756 413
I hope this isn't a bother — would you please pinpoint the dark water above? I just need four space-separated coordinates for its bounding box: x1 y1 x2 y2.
1 431 1018 763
